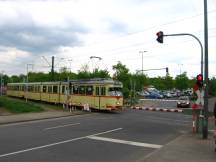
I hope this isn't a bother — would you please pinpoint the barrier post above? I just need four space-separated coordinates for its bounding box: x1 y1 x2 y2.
192 103 198 133
196 111 200 133
213 102 216 152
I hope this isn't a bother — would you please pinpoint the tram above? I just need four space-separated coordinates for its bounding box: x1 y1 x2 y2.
6 78 123 111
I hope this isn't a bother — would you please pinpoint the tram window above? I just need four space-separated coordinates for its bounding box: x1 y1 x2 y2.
101 87 106 96
62 86 65 94
53 86 58 93
37 86 41 92
79 86 85 95
86 86 93 95
108 87 123 96
69 86 73 94
43 86 47 93
34 86 37 92
28 86 33 92
96 87 100 95
48 86 52 93
73 85 79 94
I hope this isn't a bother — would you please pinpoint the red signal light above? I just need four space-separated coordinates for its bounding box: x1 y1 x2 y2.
197 74 203 81
196 74 203 88
156 31 164 43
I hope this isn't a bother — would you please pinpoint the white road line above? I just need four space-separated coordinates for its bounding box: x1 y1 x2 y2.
44 123 80 130
87 136 162 149
0 128 122 158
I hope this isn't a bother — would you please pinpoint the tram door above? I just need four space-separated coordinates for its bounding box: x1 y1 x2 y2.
95 86 106 109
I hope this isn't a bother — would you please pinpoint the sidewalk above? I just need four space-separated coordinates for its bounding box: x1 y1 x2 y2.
139 133 216 162
0 110 88 125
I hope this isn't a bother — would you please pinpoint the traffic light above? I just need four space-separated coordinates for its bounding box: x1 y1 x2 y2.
166 67 168 73
156 31 164 43
196 74 203 88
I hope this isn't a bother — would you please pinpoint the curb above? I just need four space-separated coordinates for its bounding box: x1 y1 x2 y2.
0 112 90 125
131 106 183 113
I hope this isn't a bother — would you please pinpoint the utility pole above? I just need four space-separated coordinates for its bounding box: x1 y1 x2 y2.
51 56 55 81
0 71 4 96
203 0 209 139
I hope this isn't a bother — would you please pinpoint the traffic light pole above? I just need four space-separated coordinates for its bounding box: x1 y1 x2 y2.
203 0 209 139
136 67 169 76
163 33 203 75
162 32 208 139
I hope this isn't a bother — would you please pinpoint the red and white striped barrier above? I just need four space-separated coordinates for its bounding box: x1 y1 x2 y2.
131 106 183 113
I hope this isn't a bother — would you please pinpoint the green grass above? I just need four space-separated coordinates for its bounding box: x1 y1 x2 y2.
0 96 44 113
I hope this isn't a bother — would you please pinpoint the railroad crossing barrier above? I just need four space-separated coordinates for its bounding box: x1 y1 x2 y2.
131 106 183 113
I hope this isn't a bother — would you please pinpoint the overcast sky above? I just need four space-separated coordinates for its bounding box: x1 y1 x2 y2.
0 0 216 78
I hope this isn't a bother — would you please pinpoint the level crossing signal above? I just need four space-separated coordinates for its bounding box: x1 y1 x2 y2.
166 67 168 73
156 31 164 43
196 74 203 88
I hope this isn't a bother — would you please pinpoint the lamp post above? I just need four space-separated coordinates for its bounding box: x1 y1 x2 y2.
68 59 73 73
139 51 147 74
90 56 102 72
26 64 33 103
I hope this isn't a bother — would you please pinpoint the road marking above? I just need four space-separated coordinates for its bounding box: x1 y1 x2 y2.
44 123 80 130
87 136 162 149
0 128 122 158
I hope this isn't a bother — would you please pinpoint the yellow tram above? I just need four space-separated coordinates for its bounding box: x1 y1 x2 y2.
6 78 123 111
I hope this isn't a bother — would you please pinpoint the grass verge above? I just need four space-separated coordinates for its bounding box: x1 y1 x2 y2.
0 96 44 113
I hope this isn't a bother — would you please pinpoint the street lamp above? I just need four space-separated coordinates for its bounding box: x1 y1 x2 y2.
90 56 102 71
26 64 33 102
139 51 147 74
68 59 73 73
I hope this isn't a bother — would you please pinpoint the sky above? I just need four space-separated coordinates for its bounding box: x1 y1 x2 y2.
0 0 216 78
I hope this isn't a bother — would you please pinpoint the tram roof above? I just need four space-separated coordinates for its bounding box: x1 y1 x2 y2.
7 78 122 86
69 78 122 85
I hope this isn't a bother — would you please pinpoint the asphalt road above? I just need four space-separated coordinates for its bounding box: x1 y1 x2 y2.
0 109 192 162
138 97 216 112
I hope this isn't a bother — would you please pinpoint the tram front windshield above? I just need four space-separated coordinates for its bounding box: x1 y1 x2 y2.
108 87 123 96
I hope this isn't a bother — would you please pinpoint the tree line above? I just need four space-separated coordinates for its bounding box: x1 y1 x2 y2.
1 62 216 97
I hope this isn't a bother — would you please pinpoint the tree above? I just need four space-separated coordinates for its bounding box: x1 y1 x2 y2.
132 73 148 91
90 68 110 78
112 62 130 98
175 72 190 90
163 75 174 90
209 77 216 96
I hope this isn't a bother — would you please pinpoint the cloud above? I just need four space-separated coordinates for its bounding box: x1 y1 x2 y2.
108 20 128 34
0 10 89 54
